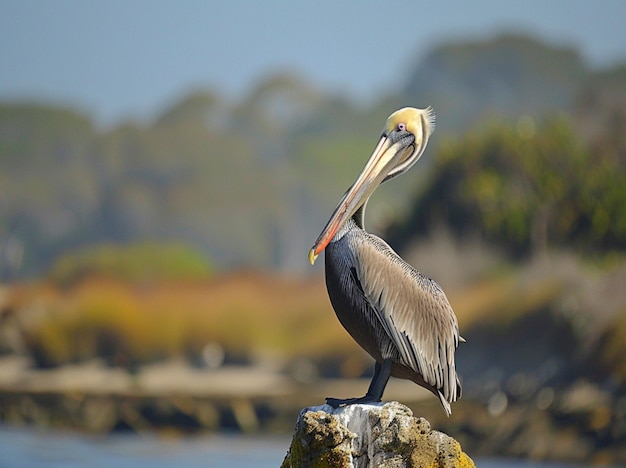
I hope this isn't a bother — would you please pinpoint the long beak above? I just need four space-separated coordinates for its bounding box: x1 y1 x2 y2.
308 134 411 265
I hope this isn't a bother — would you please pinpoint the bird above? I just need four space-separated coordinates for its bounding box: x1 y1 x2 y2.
308 107 463 415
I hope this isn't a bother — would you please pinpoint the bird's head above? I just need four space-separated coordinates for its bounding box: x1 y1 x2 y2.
309 107 435 264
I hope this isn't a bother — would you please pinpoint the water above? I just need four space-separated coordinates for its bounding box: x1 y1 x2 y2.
0 427 288 468
0 425 592 467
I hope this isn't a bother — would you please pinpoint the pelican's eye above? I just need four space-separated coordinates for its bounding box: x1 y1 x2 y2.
397 122 406 132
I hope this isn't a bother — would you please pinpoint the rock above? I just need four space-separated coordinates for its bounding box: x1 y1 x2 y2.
281 401 475 468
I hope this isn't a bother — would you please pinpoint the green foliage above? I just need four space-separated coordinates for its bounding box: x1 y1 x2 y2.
48 242 213 285
390 116 626 257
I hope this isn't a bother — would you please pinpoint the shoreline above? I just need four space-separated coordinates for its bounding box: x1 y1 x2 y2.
1 355 625 465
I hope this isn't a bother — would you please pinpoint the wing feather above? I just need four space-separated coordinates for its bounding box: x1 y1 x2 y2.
353 233 461 404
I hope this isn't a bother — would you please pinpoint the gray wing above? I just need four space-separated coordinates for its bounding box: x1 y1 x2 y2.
353 233 461 406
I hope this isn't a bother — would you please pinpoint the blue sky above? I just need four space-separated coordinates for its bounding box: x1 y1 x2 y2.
1 0 625 126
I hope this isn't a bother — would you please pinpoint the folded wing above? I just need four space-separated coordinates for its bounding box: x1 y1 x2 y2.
354 234 461 406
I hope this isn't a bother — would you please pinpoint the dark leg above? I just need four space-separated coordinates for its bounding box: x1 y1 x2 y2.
326 359 392 408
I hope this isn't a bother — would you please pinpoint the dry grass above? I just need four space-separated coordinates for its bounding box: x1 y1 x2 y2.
8 272 361 368
449 273 563 331
6 252 625 376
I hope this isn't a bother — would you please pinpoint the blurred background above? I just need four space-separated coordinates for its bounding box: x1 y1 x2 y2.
1 1 626 466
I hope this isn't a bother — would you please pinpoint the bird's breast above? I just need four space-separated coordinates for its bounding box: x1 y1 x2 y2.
324 231 388 362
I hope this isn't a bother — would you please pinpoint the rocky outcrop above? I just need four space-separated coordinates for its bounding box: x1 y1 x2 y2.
282 401 474 468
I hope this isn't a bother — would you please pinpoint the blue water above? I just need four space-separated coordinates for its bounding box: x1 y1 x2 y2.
0 427 288 468
0 425 592 467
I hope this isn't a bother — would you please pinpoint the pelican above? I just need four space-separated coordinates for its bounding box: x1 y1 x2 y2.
308 107 462 415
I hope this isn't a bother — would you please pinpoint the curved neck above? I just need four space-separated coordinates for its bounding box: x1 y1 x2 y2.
351 199 369 230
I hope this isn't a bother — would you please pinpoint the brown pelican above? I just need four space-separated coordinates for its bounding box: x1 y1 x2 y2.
308 107 462 415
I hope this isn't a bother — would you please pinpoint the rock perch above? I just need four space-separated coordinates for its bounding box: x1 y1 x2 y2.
282 401 474 468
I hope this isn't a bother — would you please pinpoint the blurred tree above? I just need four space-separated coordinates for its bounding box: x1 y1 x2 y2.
48 241 213 286
154 90 227 129
1 34 625 279
403 34 588 135
388 116 626 257
0 104 97 277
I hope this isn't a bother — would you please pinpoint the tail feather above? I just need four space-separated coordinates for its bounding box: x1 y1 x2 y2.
438 391 452 416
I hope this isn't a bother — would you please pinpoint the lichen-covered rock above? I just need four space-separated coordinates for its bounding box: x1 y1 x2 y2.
281 401 475 468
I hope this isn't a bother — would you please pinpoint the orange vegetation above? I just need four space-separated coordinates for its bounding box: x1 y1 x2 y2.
7 271 364 368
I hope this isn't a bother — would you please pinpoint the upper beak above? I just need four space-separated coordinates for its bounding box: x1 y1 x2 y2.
308 133 413 264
